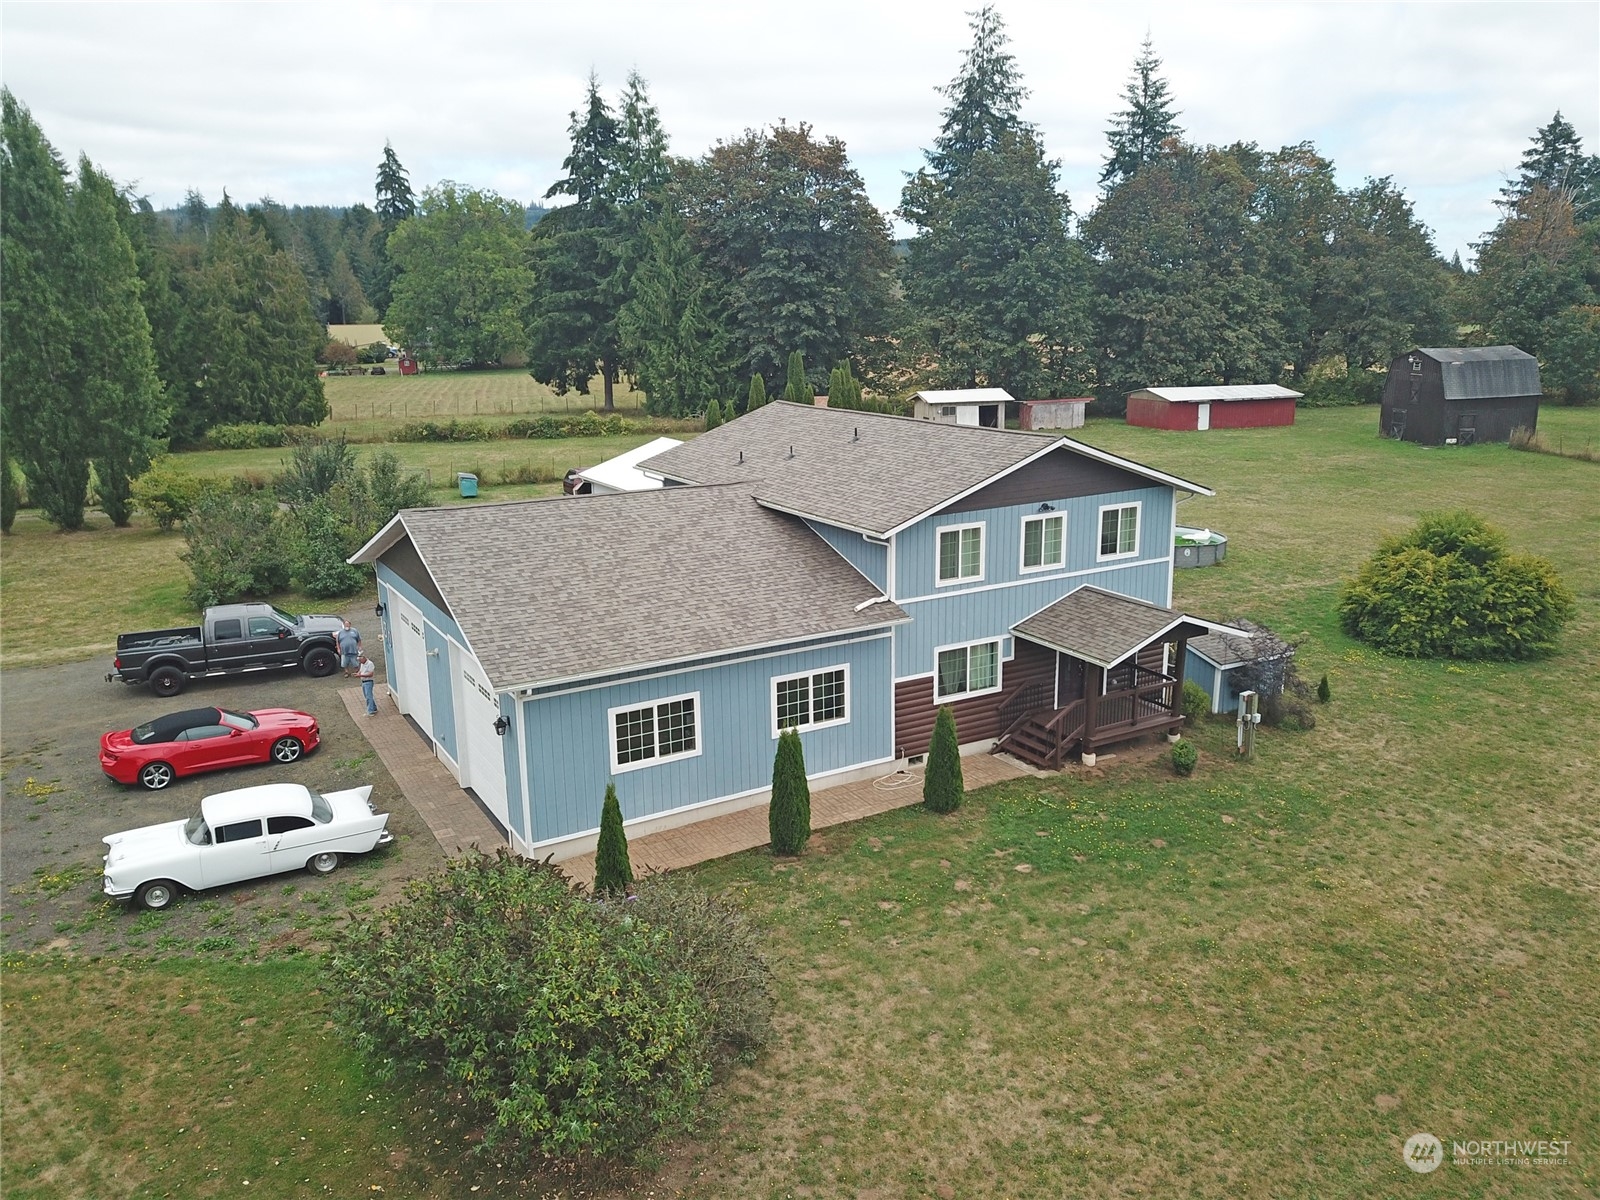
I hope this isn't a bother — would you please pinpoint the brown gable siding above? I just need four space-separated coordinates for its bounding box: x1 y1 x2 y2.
938 448 1150 516
894 636 1056 758
381 533 453 617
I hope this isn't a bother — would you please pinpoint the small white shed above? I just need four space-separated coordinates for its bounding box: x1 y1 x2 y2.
911 388 1015 429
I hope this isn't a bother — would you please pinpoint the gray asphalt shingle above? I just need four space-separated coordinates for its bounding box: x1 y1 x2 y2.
393 484 907 691
1012 586 1191 669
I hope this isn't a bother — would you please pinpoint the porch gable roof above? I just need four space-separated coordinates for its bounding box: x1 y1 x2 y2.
1012 586 1226 670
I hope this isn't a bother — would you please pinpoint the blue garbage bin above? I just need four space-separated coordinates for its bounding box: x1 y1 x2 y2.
457 472 478 498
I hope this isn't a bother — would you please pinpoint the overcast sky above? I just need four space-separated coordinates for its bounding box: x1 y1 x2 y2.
3 1 1596 263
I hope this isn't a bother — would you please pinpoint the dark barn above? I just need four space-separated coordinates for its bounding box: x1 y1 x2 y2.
1380 346 1541 446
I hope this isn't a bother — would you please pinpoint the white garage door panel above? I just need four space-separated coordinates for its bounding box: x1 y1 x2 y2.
390 595 432 738
458 651 510 829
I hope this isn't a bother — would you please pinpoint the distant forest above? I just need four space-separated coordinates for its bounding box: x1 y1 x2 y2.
4 6 1598 530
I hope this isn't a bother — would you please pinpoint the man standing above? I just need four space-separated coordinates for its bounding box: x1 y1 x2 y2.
358 653 378 715
337 619 362 678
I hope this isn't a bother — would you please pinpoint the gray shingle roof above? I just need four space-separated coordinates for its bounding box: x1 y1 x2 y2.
1012 586 1198 669
1189 619 1292 669
1416 346 1541 400
641 402 1209 536
380 485 907 691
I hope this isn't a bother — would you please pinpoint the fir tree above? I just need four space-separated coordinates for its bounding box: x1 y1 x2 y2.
769 728 811 855
747 373 768 411
784 350 809 404
704 396 723 429
1501 112 1600 217
374 141 416 231
593 782 634 893
921 5 1032 187
1101 36 1183 189
1317 674 1331 703
923 706 964 814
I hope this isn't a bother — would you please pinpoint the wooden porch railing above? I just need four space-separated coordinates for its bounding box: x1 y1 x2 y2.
997 682 1054 742
1088 673 1180 737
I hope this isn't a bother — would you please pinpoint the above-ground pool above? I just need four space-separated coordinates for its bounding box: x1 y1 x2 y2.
1174 526 1227 568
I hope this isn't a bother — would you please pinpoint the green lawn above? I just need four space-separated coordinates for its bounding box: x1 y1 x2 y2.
3 405 1598 1196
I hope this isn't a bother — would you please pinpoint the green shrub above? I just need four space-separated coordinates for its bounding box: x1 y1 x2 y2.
785 351 808 404
391 419 495 443
568 410 604 438
325 852 710 1162
2 457 22 533
1171 738 1198 776
204 422 289 450
1182 678 1210 723
1317 674 1331 703
356 342 391 365
130 462 212 531
181 486 293 607
747 373 767 412
1339 510 1574 659
505 415 564 439
610 874 774 1068
1299 366 1384 408
705 396 723 430
291 498 368 598
277 435 359 504
769 728 811 855
593 782 633 894
923 705 963 814
322 339 359 368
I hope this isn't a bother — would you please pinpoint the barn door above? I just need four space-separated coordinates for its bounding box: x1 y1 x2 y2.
1197 402 1211 431
1388 408 1407 439
1456 413 1477 445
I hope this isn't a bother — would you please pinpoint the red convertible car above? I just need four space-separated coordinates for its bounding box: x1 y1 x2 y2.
100 707 321 790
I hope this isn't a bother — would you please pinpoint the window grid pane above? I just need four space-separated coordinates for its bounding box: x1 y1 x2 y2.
812 669 846 723
776 677 810 730
1024 519 1043 567
961 527 981 577
1100 508 1119 556
657 698 696 756
937 648 968 698
1043 516 1063 564
615 707 656 764
939 529 960 581
1118 507 1137 554
970 641 998 691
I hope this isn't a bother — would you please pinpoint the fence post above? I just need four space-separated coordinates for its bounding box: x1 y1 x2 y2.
1237 690 1259 760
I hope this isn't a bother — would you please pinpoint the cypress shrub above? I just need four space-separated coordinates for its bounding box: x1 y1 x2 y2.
923 706 964 814
784 351 808 405
1317 673 1331 703
594 782 633 894
705 397 723 430
768 728 810 855
747 374 767 411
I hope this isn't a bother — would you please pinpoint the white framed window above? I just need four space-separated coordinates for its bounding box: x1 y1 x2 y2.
1020 512 1065 573
608 691 702 773
936 522 984 586
1097 502 1141 560
934 639 1001 701
771 665 849 737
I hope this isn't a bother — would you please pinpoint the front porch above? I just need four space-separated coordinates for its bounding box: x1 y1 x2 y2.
995 586 1217 771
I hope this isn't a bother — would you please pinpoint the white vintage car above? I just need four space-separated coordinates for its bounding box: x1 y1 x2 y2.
103 782 394 910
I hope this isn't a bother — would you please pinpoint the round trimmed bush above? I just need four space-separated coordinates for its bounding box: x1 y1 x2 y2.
1171 738 1198 776
1339 510 1574 660
1181 679 1210 724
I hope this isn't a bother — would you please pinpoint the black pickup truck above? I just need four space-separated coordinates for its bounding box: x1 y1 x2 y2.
107 603 346 698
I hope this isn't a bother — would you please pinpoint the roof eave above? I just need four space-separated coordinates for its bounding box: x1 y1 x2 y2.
348 512 409 565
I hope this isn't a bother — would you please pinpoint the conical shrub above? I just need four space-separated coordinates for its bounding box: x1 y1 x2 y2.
705 396 723 430
769 728 811 855
923 705 964 813
594 782 634 893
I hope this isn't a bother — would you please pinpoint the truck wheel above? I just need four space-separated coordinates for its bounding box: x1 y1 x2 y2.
138 761 176 790
135 879 179 910
303 647 338 678
149 666 185 698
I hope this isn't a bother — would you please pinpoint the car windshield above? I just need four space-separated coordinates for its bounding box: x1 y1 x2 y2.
218 710 259 732
309 791 333 823
183 815 211 845
271 606 301 627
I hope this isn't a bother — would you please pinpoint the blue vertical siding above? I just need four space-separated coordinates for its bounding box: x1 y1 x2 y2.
1185 651 1221 713
805 519 888 591
888 486 1175 680
375 562 464 644
519 634 894 843
498 693 526 841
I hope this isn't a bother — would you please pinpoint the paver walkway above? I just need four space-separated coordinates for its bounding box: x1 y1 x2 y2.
343 682 1034 886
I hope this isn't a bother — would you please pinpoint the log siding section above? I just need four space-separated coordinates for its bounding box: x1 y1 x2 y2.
895 636 1055 758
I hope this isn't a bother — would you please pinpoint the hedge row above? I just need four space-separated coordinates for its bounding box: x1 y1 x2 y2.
392 413 637 442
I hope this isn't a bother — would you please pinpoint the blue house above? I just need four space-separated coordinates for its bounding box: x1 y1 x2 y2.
351 402 1232 861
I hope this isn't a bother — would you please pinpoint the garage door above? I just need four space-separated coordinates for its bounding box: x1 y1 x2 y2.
457 649 510 830
389 594 432 737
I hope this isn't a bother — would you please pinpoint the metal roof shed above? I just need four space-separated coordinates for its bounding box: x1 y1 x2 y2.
1379 346 1541 445
1126 385 1302 431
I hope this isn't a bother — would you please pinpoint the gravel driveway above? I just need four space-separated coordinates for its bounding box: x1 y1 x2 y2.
1 618 444 956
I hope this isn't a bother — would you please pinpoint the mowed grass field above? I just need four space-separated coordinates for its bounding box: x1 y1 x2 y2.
3 405 1599 1198
321 366 651 430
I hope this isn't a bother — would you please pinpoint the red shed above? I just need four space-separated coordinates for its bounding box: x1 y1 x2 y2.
1126 385 1301 430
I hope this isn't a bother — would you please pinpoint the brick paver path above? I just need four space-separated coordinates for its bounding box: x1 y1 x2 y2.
345 683 1035 887
338 685 506 856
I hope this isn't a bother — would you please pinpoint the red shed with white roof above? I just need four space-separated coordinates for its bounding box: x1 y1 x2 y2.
1126 385 1301 430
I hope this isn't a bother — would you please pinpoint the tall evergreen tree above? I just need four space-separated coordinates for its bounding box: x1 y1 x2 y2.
1100 36 1183 189
747 373 768 411
923 706 964 814
593 782 634 894
785 350 809 403
71 157 167 525
769 728 811 856
1501 112 1600 219
920 5 1031 189
374 141 417 230
704 396 723 429
1 89 88 529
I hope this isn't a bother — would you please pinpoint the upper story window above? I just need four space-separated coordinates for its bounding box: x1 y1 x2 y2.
772 666 849 737
609 692 701 773
1021 513 1065 572
937 522 984 586
1098 502 1140 560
